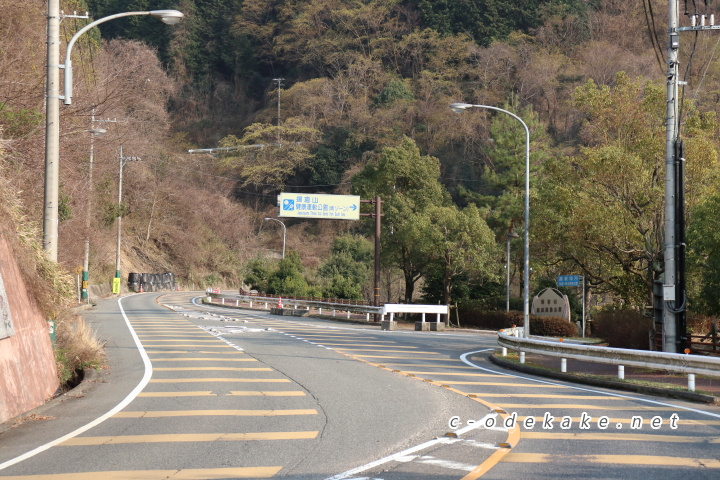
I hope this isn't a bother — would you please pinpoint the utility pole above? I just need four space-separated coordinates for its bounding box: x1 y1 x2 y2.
662 1 717 352
114 146 141 294
81 108 112 302
273 78 284 144
43 0 61 261
663 0 680 352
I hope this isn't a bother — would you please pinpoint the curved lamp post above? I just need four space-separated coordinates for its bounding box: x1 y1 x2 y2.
63 10 183 105
263 218 287 259
450 102 531 337
43 8 183 261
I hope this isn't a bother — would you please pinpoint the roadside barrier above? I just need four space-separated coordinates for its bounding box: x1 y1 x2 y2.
497 330 720 391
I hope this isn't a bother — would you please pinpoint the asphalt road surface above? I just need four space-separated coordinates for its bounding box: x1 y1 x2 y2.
1 292 719 479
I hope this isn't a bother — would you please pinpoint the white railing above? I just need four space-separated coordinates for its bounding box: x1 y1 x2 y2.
497 331 720 391
203 292 448 323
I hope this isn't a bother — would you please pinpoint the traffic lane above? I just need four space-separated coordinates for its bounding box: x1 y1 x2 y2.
1 294 323 478
0 295 147 466
207 328 496 478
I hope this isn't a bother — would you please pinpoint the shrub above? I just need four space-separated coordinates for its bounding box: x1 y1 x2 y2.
457 302 577 336
592 309 652 349
529 316 577 337
457 304 523 329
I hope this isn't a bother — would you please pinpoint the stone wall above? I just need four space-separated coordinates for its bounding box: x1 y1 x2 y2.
0 235 59 424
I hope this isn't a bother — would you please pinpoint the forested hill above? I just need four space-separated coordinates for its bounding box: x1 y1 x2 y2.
3 1 720 314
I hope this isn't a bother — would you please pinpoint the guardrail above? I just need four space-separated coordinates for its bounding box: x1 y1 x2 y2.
497 331 720 391
204 292 449 326
205 292 381 320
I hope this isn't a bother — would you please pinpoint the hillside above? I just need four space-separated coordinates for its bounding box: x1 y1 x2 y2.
3 1 720 314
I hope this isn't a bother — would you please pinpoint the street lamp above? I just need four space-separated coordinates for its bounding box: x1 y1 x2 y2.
506 230 519 312
263 218 286 259
43 7 183 261
114 146 141 294
81 108 107 302
450 102 531 337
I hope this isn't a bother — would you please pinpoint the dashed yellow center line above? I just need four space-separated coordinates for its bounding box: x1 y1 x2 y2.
228 391 307 396
61 431 319 446
149 378 290 383
138 391 217 397
114 409 317 418
502 453 720 467
153 367 272 372
520 432 720 443
0 467 282 479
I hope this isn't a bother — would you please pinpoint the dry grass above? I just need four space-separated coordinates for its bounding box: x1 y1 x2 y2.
54 312 106 386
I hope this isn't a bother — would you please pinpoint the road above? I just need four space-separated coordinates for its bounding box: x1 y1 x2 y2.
0 292 719 479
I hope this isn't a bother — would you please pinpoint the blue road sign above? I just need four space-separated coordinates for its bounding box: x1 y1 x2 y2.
558 275 581 287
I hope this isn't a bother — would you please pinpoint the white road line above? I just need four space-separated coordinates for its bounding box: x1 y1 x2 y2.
0 296 153 471
460 350 720 419
324 413 497 480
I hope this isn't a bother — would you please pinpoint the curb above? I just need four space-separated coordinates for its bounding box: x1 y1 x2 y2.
488 353 720 405
0 368 104 434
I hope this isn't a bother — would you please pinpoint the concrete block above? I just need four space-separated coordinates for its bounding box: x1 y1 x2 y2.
381 320 397 331
415 322 430 331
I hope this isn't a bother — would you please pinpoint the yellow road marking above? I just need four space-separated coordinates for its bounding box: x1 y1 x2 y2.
149 358 257 362
502 453 720 467
348 355 460 360
145 351 244 354
228 391 306 396
400 371 505 377
138 391 217 397
517 416 720 426
375 364 478 369
61 431 319 445
496 403 680 411
137 335 211 338
478 394 622 399
331 349 440 354
521 431 720 442
149 378 290 383
153 367 272 371
114 409 317 418
142 345 232 348
138 339 222 343
446 381 568 387
0 467 282 479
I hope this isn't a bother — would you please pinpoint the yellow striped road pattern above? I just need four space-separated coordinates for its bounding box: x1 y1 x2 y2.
42 303 322 479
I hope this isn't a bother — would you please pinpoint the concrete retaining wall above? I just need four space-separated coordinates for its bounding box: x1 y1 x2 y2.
0 235 59 424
